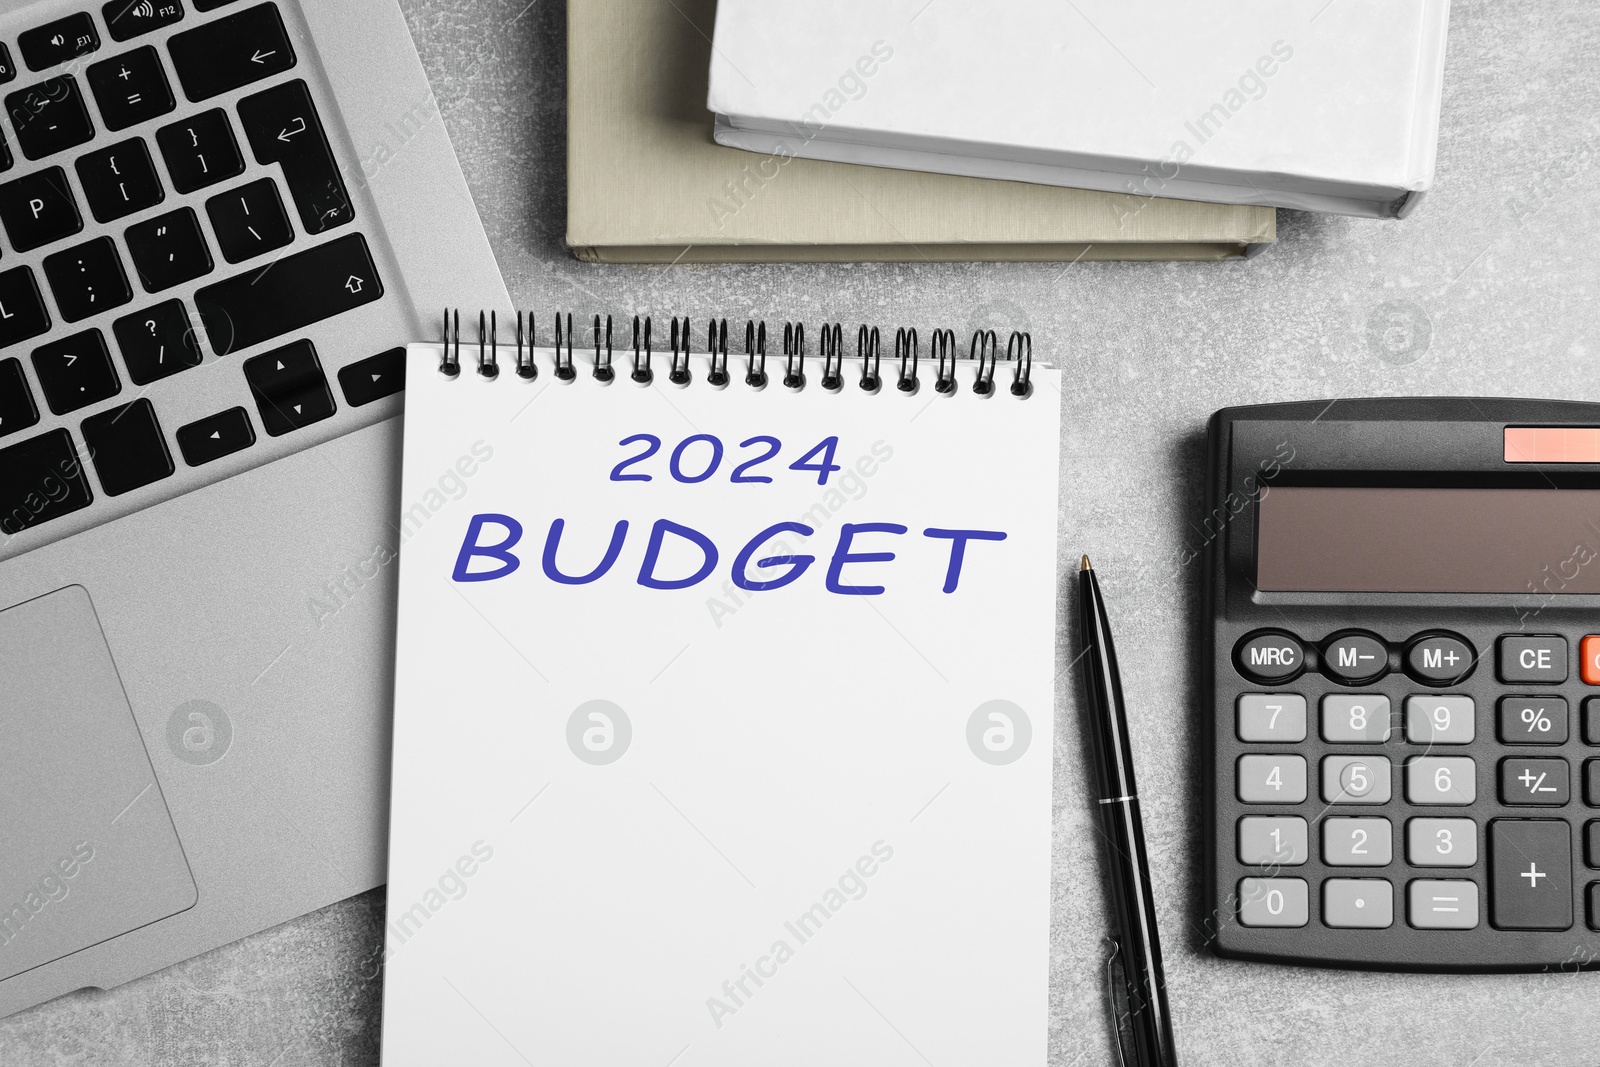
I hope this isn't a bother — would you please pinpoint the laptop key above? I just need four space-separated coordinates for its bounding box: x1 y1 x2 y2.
113 299 203 384
81 397 173 496
167 3 295 102
0 267 52 348
0 127 11 172
19 13 100 71
104 0 186 42
0 43 15 83
0 357 40 438
6 76 96 159
338 347 405 407
76 138 166 223
156 108 244 193
237 79 353 233
87 45 176 132
243 339 334 435
177 406 254 466
126 207 212 292
205 177 292 262
195 232 381 355
43 237 133 321
0 166 84 251
0 429 93 533
33 329 120 414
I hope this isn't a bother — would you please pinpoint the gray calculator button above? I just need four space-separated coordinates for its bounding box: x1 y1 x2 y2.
1238 755 1307 803
1237 694 1307 743
1497 696 1569 744
1497 635 1567 684
1406 818 1477 867
1405 756 1476 805
1238 877 1308 927
1322 817 1391 866
1239 816 1307 866
1321 755 1391 804
1404 695 1475 744
1408 879 1479 929
1320 694 1391 743
1324 878 1393 928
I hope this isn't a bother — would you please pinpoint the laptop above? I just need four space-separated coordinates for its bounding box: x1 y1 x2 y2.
0 0 508 1017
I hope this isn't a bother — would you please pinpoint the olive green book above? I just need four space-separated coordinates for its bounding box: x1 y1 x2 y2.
566 0 1275 263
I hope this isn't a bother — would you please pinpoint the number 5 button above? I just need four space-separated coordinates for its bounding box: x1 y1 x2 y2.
1406 757 1476 805
1321 755 1391 804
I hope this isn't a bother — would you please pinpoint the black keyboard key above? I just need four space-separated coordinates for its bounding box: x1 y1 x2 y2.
205 177 291 263
1500 757 1570 806
195 233 381 355
6 76 96 159
167 3 294 102
0 166 83 251
0 127 11 172
87 45 175 132
193 0 241 9
0 267 51 348
238 79 352 233
1490 818 1571 930
156 108 242 192
0 43 15 84
0 429 93 533
104 0 186 42
43 237 132 321
113 299 203 384
19 13 100 72
244 339 334 435
75 138 165 222
81 397 172 495
177 405 253 465
32 329 119 414
0 357 39 438
125 207 212 292
338 347 405 407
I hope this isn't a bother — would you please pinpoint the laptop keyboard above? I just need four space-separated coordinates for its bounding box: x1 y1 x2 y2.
0 0 402 541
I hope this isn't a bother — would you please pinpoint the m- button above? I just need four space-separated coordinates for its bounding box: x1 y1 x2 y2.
1322 631 1388 685
1498 635 1567 684
1236 631 1304 685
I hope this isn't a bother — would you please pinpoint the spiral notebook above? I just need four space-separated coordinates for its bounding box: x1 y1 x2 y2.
379 317 1063 1066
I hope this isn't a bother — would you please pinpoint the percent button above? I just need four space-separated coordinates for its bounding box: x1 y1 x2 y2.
1497 696 1569 745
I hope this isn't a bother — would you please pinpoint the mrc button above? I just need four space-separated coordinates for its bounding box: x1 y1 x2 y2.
1498 635 1568 684
1406 633 1477 686
1235 630 1305 684
1321 631 1388 685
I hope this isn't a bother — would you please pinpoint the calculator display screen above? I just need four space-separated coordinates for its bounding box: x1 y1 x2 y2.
1255 486 1600 593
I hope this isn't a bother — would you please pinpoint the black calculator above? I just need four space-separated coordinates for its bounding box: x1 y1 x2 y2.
1202 398 1600 971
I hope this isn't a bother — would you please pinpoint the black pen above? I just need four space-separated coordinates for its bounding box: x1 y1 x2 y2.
1077 555 1178 1067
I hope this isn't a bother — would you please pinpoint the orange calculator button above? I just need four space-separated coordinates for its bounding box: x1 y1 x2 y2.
1582 636 1600 685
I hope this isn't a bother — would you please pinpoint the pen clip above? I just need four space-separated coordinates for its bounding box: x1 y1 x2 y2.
1103 936 1132 1067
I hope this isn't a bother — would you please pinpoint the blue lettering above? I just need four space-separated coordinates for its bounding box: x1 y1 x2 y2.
542 519 629 585
732 522 816 591
923 528 1007 593
638 520 719 590
826 523 907 595
452 513 524 582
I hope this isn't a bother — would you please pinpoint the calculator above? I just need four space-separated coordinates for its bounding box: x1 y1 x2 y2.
1202 398 1600 972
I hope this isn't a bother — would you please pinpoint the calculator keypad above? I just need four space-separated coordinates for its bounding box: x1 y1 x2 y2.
1224 623 1600 957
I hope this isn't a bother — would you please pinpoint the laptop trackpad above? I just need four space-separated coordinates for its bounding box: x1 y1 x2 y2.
0 586 196 983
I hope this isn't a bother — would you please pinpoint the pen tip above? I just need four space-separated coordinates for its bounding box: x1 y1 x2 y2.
1080 554 1092 571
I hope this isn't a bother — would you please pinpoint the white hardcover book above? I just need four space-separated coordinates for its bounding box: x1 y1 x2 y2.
379 320 1063 1065
708 0 1450 219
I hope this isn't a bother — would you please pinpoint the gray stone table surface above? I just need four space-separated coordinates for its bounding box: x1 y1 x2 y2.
4 0 1600 1063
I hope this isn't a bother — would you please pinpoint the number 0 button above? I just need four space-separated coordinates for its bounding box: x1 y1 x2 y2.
1238 877 1308 927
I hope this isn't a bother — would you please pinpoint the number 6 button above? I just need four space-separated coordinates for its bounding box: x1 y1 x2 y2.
1322 755 1391 804
1406 757 1476 805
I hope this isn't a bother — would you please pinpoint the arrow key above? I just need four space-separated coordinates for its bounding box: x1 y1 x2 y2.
338 347 405 407
167 3 295 102
177 406 255 466
243 339 334 436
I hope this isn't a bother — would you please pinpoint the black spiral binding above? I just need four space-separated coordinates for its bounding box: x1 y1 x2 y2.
438 311 1037 399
